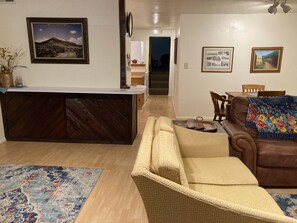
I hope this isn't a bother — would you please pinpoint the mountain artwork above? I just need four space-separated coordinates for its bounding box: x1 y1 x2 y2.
35 37 83 59
27 18 89 64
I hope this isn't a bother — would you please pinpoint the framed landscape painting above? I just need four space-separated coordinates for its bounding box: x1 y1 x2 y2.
201 47 234 73
26 17 89 64
250 47 283 73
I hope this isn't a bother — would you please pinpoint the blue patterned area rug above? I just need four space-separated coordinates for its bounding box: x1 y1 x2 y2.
0 164 103 223
271 193 297 219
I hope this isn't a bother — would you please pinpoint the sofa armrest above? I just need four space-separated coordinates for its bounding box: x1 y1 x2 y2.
222 119 257 174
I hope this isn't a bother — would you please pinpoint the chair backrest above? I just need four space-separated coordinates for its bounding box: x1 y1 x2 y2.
257 90 286 97
242 84 265 93
210 91 224 114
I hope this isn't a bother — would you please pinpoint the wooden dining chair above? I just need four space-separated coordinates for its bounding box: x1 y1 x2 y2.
210 91 230 124
242 84 265 93
257 90 286 97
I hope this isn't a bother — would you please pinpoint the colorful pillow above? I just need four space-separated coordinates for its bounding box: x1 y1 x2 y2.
245 96 297 140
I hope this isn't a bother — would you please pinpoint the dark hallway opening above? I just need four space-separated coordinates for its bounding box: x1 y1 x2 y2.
149 37 171 95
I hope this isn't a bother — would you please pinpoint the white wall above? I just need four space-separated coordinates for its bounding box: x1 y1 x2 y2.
176 13 297 119
131 41 144 63
0 0 120 88
172 21 181 118
0 0 120 142
131 29 176 96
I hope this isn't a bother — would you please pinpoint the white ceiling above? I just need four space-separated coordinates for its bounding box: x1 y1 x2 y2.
126 0 297 30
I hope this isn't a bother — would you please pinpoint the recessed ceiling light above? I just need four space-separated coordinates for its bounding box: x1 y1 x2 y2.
153 13 159 24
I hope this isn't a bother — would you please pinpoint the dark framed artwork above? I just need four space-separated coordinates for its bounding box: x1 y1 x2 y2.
201 47 234 73
174 38 178 64
250 47 283 73
26 17 89 64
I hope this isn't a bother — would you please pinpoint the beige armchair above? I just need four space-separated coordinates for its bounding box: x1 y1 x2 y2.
132 116 297 223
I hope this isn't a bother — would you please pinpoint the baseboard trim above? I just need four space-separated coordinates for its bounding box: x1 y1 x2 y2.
0 137 6 144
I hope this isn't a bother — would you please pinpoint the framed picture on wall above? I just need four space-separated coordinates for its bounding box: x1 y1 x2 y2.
174 38 178 64
250 47 283 73
26 17 89 64
201 47 234 73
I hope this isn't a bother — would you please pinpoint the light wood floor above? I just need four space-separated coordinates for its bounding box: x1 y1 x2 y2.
0 95 175 223
0 95 296 223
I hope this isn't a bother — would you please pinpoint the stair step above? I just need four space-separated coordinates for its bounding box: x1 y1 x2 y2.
150 81 168 88
150 72 169 76
150 75 169 82
149 88 169 95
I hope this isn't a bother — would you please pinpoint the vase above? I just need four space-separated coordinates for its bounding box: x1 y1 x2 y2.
14 75 23 88
1 70 14 88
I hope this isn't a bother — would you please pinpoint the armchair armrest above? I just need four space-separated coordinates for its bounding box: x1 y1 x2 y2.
222 119 257 174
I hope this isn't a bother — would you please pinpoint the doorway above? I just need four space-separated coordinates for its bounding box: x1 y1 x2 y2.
149 37 171 95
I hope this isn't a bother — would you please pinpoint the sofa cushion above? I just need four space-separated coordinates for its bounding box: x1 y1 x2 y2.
229 97 257 138
189 184 284 216
151 131 188 187
255 138 297 168
154 116 174 136
183 157 258 185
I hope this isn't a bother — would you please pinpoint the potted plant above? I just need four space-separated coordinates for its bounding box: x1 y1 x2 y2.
0 47 27 88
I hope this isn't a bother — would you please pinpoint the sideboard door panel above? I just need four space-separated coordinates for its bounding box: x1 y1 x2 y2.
66 94 136 144
1 93 67 140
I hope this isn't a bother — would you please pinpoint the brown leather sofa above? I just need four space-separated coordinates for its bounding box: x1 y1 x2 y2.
222 97 297 187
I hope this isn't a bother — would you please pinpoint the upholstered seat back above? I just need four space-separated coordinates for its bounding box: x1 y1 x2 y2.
229 97 257 138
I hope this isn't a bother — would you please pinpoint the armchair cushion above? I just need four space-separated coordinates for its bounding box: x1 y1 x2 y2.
151 130 188 187
188 184 284 215
154 116 174 136
183 157 258 185
174 125 229 158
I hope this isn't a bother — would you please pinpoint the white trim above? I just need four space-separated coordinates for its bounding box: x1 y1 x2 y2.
4 86 146 95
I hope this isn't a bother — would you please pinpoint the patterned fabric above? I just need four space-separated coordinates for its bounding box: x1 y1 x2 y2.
271 193 297 219
246 96 297 140
0 164 103 223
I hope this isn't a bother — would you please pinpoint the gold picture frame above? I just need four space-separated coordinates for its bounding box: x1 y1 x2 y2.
250 47 283 73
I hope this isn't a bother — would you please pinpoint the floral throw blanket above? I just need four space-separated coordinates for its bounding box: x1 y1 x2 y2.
245 96 297 140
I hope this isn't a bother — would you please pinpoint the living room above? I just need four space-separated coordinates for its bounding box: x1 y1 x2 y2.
0 0 297 222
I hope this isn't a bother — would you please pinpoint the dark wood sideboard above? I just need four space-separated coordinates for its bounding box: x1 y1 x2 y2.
0 92 138 144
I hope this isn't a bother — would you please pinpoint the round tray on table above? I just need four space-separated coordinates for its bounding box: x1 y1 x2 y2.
172 117 217 132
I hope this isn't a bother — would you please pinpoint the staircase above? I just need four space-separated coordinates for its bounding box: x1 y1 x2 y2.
149 72 169 95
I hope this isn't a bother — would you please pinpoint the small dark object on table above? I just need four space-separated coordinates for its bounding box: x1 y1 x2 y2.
173 116 218 132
